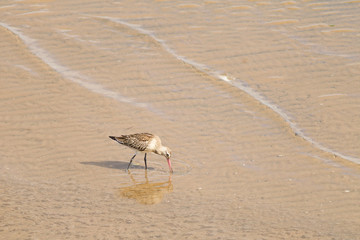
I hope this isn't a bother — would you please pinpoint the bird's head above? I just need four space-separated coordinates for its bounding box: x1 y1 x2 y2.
158 146 171 159
159 146 173 173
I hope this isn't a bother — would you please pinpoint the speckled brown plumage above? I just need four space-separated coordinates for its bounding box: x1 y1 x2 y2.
109 133 155 152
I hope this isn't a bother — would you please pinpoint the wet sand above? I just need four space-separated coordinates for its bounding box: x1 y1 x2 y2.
1 0 360 239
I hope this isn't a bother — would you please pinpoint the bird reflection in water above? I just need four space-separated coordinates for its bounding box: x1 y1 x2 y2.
118 170 173 205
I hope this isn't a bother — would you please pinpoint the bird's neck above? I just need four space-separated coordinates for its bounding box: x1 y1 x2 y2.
157 145 167 156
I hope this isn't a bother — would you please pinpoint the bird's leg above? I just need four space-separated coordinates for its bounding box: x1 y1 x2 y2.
127 152 137 170
144 153 148 170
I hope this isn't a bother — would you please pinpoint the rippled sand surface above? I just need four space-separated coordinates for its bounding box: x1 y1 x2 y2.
1 0 360 239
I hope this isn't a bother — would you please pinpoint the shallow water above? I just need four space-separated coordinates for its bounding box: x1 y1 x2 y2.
1 0 360 239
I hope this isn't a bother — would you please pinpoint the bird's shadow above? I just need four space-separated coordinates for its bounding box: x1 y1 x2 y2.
80 161 154 170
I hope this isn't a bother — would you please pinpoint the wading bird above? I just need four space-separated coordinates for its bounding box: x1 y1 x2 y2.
109 133 173 173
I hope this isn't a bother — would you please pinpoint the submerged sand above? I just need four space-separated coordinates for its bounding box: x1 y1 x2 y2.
1 0 360 239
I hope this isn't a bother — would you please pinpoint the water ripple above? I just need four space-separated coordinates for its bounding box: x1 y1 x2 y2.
0 22 158 114
92 16 360 164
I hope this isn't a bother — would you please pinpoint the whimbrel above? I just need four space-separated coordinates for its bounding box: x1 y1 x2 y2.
109 133 173 173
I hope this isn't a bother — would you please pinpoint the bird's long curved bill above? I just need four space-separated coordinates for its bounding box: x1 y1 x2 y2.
167 158 173 173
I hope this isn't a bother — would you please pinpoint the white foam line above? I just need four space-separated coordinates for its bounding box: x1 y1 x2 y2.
18 9 49 16
95 16 212 73
318 93 347 98
0 22 148 109
0 4 17 9
99 16 360 164
221 78 360 165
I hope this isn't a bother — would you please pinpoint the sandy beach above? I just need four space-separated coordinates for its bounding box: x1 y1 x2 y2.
1 0 360 239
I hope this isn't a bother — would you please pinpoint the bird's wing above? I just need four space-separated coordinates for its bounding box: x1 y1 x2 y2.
118 133 154 151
